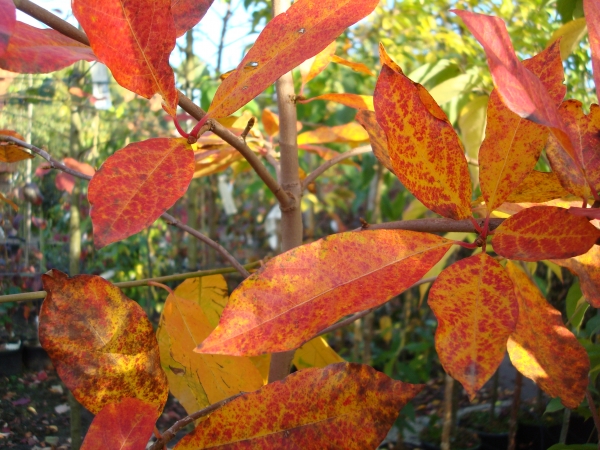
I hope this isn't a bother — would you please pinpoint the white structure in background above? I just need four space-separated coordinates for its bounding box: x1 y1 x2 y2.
90 63 112 110
217 174 238 216
264 205 281 251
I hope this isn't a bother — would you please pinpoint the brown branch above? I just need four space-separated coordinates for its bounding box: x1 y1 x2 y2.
363 217 505 233
13 0 293 209
302 145 372 190
149 392 244 450
0 262 261 304
0 135 249 277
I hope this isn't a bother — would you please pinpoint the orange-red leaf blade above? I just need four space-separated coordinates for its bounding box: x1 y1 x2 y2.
81 398 158 450
479 41 565 213
88 138 195 248
298 93 374 110
355 110 395 174
553 245 600 308
207 0 379 119
330 54 374 76
374 48 472 220
176 363 424 450
503 170 571 204
0 22 96 73
196 230 451 356
584 0 600 103
0 0 16 57
0 130 33 162
39 270 168 414
171 0 214 38
506 262 589 408
429 253 519 399
73 0 178 115
491 206 600 261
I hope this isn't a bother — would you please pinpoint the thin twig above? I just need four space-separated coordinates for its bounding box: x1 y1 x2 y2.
586 390 600 449
13 1 293 209
317 276 438 336
149 392 244 450
302 145 372 190
363 217 505 233
0 135 250 277
0 262 261 304
240 117 255 142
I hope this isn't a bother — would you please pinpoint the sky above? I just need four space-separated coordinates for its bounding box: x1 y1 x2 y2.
16 0 259 72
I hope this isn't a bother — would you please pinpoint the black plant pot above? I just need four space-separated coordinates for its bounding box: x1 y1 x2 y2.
515 422 560 449
476 431 509 450
22 341 51 371
0 340 23 376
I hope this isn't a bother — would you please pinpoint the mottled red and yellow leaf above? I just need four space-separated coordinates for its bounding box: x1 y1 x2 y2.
554 245 600 308
374 47 472 219
206 0 378 119
0 22 96 73
356 110 395 174
479 41 565 213
546 101 600 199
584 0 600 103
81 398 158 450
298 93 374 110
330 54 374 76
0 0 16 57
293 336 345 370
39 270 168 414
505 262 589 408
176 363 424 450
429 253 519 399
88 138 195 248
171 0 214 38
504 171 571 204
73 0 178 115
196 230 451 356
491 206 600 261
0 130 32 162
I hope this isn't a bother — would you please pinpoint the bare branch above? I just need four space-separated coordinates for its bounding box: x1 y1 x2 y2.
363 217 505 233
302 145 372 190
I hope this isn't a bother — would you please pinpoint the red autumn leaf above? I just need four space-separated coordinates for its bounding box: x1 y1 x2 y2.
205 0 379 119
374 45 472 220
355 110 395 174
569 207 600 220
546 101 600 199
479 41 565 213
584 0 600 103
88 138 195 248
428 253 519 399
0 22 96 73
171 0 214 38
39 270 168 414
505 262 589 408
453 10 577 164
553 245 600 308
81 398 159 450
176 363 424 450
0 0 16 57
491 206 600 261
73 0 178 116
298 93 374 110
0 130 33 162
195 230 451 356
55 158 96 194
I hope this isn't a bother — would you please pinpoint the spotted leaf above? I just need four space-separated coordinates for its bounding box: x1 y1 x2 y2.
355 110 395 174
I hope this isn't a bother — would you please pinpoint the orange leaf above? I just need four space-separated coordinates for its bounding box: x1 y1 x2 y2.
0 22 96 73
55 157 96 194
503 170 571 204
330 54 374 76
157 282 264 415
429 253 519 399
300 40 336 92
171 0 214 38
584 0 600 103
81 398 158 450
298 93 374 110
176 363 424 450
355 110 395 174
73 0 178 115
547 101 600 198
0 0 16 57
479 41 565 213
453 10 577 163
261 108 280 136
492 206 600 261
0 130 32 162
0 192 17 211
194 147 242 178
206 0 378 119
292 336 345 370
505 261 589 408
374 46 472 220
39 270 168 414
553 245 600 308
196 230 451 356
297 122 368 145
88 138 194 248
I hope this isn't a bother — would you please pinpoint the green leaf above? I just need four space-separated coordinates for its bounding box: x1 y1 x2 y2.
544 397 565 414
566 280 588 331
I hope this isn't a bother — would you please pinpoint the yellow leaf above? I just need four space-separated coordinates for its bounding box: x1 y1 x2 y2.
293 336 345 370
